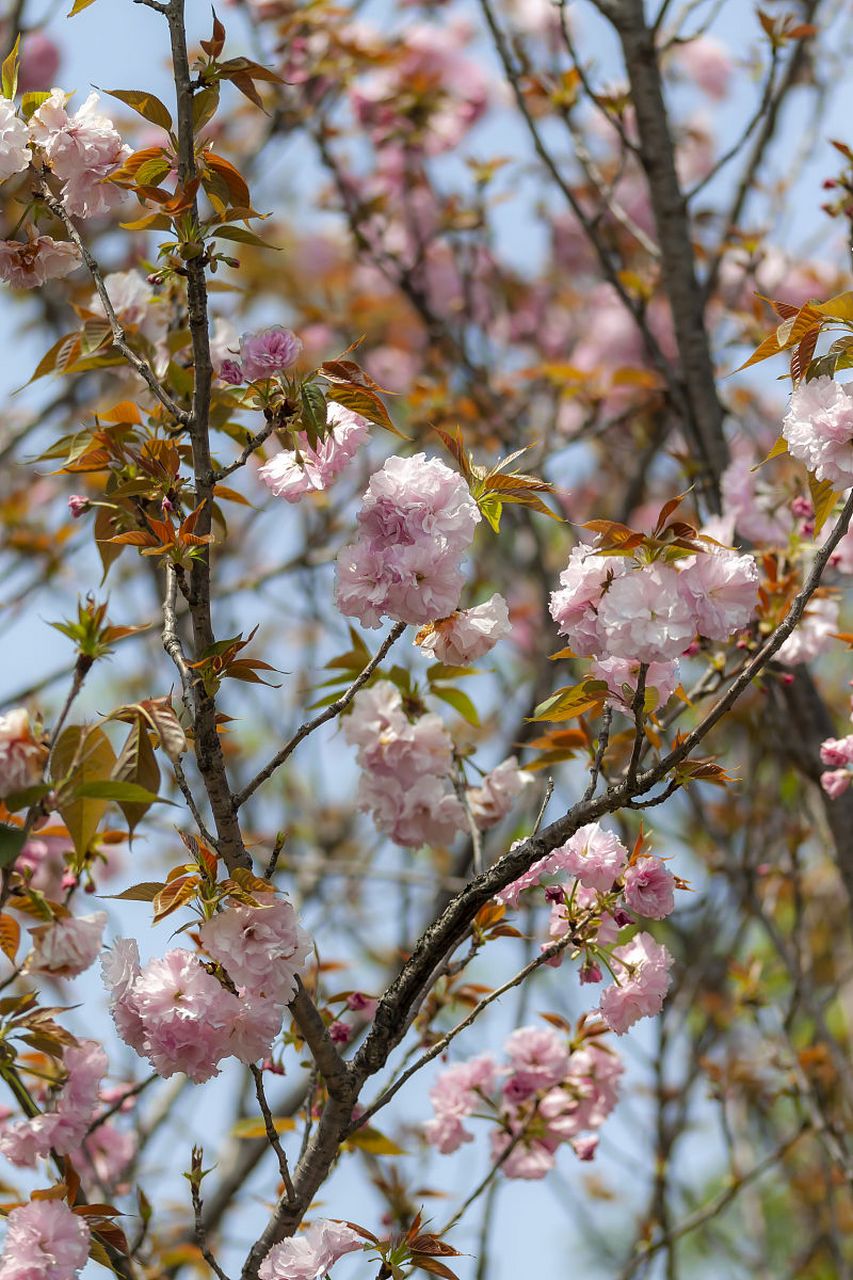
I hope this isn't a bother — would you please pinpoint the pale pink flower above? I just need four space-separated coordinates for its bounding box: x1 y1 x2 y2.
414 593 511 664
596 562 696 663
599 932 673 1035
259 1219 363 1280
342 680 409 750
240 326 302 381
336 453 480 628
0 236 78 289
466 757 534 829
549 545 624 656
821 769 851 799
0 709 45 798
362 772 467 847
78 1121 135 1190
0 1200 90 1280
622 858 676 919
503 1025 570 1099
554 823 629 893
0 100 31 183
674 35 732 99
0 1040 105 1165
29 89 128 219
720 448 792 546
88 270 167 345
199 896 313 1006
258 404 368 502
782 376 853 491
776 595 839 666
490 1128 556 1179
28 912 106 977
590 656 680 713
679 546 758 641
820 735 853 767
226 990 290 1065
17 838 71 899
425 1054 498 1154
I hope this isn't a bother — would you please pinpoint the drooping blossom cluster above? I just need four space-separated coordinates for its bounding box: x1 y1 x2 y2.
258 403 368 502
29 89 129 220
0 1199 90 1280
425 1024 622 1177
782 376 853 492
0 708 46 799
496 823 677 1034
336 453 481 628
0 1040 106 1166
344 681 466 847
466 756 534 829
414 593 511 665
102 896 312 1082
259 1219 363 1280
549 538 758 682
26 911 106 977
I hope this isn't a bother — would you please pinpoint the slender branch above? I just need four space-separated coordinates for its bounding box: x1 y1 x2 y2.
625 664 648 790
236 622 406 809
249 1065 296 1205
191 1152 232 1280
35 183 188 424
582 704 612 803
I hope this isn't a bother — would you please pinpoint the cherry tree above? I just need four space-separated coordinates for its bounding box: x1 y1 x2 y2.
0 0 851 1277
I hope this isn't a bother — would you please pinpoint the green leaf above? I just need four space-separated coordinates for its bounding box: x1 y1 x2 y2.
21 90 51 120
105 89 173 131
101 882 166 902
300 382 328 447
530 682 606 723
74 780 168 805
478 493 503 533
0 826 26 869
51 725 117 858
193 84 220 134
2 35 19 99
430 686 480 726
212 225 277 249
111 721 161 836
2 784 52 814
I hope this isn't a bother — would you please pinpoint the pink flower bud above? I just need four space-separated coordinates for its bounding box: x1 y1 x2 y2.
579 959 602 985
328 1019 352 1045
219 359 244 385
67 495 90 518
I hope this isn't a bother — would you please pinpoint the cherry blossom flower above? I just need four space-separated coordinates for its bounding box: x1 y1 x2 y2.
466 757 533 829
549 544 624 656
258 404 368 502
554 824 629 893
599 933 673 1035
259 1220 363 1280
503 1025 569 1099
782 376 853 491
78 1120 135 1190
596 562 696 663
0 100 31 183
0 1041 106 1165
0 709 46 798
821 769 850 799
679 546 758 641
674 35 732 99
622 857 676 920
414 593 511 664
29 89 129 219
0 1200 90 1280
199 896 313 1006
820 735 853 767
0 236 79 289
239 326 302 381
424 1054 498 1154
336 453 481 628
16 838 68 899
28 912 106 977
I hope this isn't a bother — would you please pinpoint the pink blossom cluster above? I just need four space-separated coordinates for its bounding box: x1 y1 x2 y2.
0 99 31 182
29 89 129 219
820 734 853 799
425 1025 622 1177
344 681 467 847
336 453 481 628
549 539 758 669
259 1219 363 1280
219 325 303 384
414 593 511 665
782 376 853 492
466 757 534 829
258 404 368 502
0 708 46 799
350 21 488 154
495 823 676 1034
0 1199 90 1280
27 911 106 977
776 594 839 667
102 897 312 1082
0 1040 106 1166
0 235 79 288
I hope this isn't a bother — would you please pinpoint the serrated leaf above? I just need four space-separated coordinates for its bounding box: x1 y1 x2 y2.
2 35 19 99
808 471 840 536
52 726 117 857
0 915 20 963
105 89 173 131
325 383 405 438
102 882 165 902
74 780 167 805
111 721 161 836
212 224 277 249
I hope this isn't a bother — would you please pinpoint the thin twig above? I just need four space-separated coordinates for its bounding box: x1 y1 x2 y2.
249 1065 297 1205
